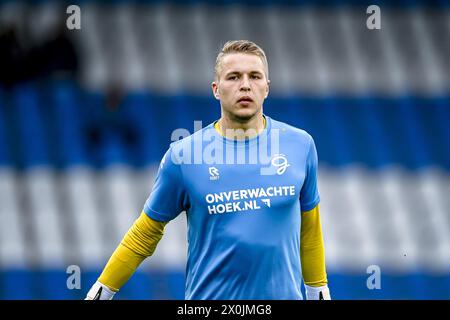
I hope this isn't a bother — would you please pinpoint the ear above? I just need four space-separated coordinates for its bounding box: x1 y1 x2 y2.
265 79 270 98
211 81 220 100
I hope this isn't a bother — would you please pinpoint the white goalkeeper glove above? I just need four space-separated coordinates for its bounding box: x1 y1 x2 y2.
85 281 116 300
305 284 331 300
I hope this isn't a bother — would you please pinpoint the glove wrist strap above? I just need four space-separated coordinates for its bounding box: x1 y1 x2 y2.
85 281 116 300
305 284 331 300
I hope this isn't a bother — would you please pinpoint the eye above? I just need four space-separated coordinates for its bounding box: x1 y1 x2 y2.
251 74 261 79
228 75 238 80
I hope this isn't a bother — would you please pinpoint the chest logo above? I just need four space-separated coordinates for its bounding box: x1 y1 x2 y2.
209 167 220 180
271 154 290 175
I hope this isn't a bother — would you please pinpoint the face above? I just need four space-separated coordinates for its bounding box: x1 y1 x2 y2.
212 53 270 122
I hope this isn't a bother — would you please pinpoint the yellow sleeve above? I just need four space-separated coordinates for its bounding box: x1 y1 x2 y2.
300 204 328 287
98 211 167 291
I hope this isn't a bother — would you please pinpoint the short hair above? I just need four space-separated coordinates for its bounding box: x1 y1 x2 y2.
214 40 269 81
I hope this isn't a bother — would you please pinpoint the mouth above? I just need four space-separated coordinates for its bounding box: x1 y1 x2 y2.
237 96 254 104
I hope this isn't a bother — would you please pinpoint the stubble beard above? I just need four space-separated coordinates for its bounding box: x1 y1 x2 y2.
225 105 262 124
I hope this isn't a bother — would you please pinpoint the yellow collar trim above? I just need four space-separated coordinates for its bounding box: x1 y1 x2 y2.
214 116 266 137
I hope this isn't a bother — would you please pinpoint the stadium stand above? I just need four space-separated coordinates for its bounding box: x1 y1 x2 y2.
0 0 449 299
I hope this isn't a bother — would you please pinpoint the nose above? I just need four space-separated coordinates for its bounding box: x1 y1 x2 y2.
239 75 251 92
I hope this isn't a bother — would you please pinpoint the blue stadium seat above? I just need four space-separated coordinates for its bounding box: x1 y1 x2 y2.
0 89 11 166
429 98 450 169
39 270 77 300
120 92 163 166
82 91 128 167
50 80 89 168
1 270 35 300
118 270 154 300
167 270 185 300
11 83 51 168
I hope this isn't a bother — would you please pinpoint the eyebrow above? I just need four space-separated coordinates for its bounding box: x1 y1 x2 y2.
225 70 264 76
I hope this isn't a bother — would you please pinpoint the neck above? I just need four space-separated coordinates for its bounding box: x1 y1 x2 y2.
216 112 266 140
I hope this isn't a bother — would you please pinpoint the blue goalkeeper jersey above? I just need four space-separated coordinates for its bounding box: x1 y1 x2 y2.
143 115 320 300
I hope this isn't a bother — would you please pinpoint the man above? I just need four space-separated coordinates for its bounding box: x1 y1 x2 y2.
86 40 330 300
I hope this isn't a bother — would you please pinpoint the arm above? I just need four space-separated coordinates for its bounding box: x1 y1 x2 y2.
300 204 330 300
86 146 186 300
85 211 166 300
299 135 330 299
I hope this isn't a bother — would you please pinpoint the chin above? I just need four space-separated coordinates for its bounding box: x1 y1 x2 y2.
231 110 258 122
230 106 260 122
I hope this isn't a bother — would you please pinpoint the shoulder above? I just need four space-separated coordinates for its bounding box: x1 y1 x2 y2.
269 117 314 147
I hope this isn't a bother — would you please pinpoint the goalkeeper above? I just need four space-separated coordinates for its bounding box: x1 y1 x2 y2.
86 40 331 300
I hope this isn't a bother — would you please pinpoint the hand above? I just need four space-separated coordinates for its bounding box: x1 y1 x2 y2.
85 281 116 300
305 284 331 300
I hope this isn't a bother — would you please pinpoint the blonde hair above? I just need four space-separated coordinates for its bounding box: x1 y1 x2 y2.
214 40 269 80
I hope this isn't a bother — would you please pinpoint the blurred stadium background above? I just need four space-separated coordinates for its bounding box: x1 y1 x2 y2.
0 0 449 299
